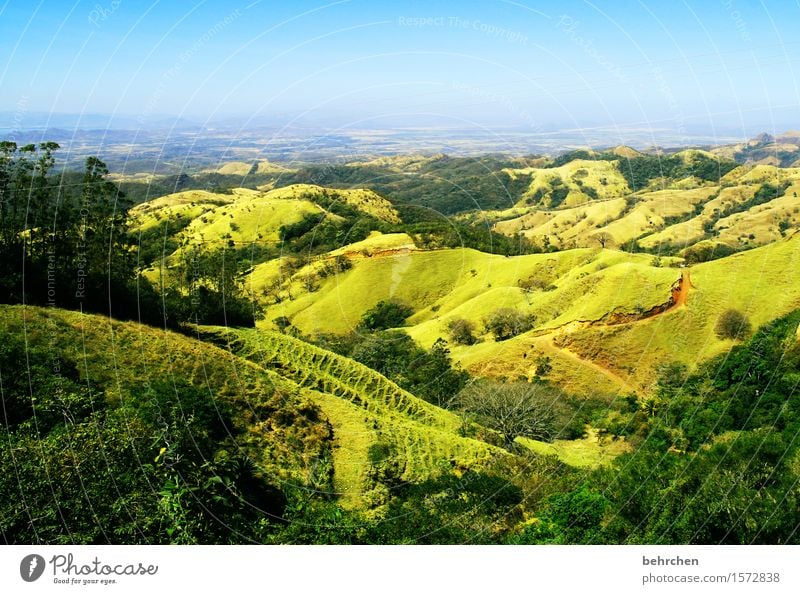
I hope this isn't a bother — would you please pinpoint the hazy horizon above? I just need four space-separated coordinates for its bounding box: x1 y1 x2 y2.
2 1 800 140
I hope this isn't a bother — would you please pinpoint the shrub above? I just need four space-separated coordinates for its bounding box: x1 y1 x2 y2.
715 309 752 340
274 316 292 332
518 277 556 292
447 318 478 345
483 308 536 341
359 300 414 331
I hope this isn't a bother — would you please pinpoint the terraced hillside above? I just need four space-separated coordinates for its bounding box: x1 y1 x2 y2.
0 304 333 486
1 304 501 516
202 326 503 509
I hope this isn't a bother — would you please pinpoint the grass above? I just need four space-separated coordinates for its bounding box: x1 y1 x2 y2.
251 245 680 397
557 234 800 390
207 326 505 509
491 185 719 250
0 304 332 485
517 429 631 468
3 304 504 512
504 158 629 207
489 164 800 252
181 193 323 246
129 190 236 234
328 231 417 256
266 183 400 224
131 184 399 258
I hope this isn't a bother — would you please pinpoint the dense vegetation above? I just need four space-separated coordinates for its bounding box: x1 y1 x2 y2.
0 142 256 328
517 311 800 543
615 152 739 191
271 156 534 216
3 139 800 545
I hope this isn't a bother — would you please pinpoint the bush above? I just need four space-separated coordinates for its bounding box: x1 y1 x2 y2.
359 300 414 331
483 308 536 341
447 318 478 345
458 380 555 449
715 309 752 340
518 277 556 292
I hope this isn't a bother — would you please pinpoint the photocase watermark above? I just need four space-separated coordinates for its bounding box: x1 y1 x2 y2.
555 15 629 85
397 16 529 45
88 0 122 28
18 553 158 586
721 0 751 43
20 554 45 582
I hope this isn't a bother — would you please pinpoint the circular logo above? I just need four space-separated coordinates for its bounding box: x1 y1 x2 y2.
20 554 45 582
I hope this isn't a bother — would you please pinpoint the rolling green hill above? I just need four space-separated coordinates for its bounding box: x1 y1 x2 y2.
0 304 502 519
204 327 503 509
485 163 800 254
8 137 800 545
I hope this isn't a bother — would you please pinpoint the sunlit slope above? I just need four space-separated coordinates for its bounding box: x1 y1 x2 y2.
206 159 292 176
490 166 800 252
504 158 629 207
263 183 401 224
210 327 502 509
130 184 400 250
0 304 332 485
553 235 800 391
493 186 719 249
254 246 678 336
251 246 684 397
130 189 236 234
4 305 501 512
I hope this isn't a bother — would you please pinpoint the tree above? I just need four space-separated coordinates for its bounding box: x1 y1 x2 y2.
447 318 478 345
458 380 555 449
274 316 292 332
534 355 552 377
483 308 535 341
715 309 751 340
359 300 413 331
594 232 614 249
348 331 468 407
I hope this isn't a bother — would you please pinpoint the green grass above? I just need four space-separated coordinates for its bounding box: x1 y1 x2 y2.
504 158 630 207
557 234 800 391
517 429 631 468
204 326 504 509
0 304 331 485
3 304 504 512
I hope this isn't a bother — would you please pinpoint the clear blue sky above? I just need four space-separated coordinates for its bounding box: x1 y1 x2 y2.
1 0 799 132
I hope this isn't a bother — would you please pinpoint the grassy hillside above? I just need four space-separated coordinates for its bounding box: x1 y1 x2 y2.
0 304 505 534
505 159 630 208
252 246 682 397
554 234 800 391
130 184 399 252
205 327 503 509
488 164 800 254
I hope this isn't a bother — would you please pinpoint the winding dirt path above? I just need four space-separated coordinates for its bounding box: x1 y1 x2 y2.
534 268 693 394
537 334 637 394
667 268 693 311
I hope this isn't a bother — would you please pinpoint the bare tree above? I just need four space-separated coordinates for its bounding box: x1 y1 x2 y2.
594 232 614 249
458 380 555 450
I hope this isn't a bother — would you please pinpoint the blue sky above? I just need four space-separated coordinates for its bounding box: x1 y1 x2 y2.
1 0 799 133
